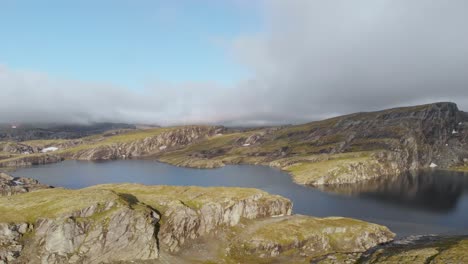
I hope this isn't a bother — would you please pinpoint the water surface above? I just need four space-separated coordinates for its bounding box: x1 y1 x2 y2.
12 160 468 237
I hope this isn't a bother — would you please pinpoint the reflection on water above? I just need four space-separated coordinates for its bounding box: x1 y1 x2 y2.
11 160 468 237
318 170 468 212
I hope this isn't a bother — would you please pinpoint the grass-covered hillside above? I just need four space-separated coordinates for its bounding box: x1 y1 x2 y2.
1 102 467 185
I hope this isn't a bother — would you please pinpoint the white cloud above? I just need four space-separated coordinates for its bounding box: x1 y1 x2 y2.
2 0 468 125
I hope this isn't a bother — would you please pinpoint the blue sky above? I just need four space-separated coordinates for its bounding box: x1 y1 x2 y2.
1 1 467 125
0 0 261 88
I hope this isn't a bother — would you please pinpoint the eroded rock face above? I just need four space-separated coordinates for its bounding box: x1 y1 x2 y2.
226 215 395 263
0 223 30 263
359 236 468 264
0 155 63 168
0 183 396 263
160 193 292 252
0 173 50 196
0 142 37 154
1 201 160 264
70 126 224 161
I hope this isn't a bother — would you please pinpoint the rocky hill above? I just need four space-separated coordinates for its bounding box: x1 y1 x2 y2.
1 102 467 186
0 181 394 263
357 235 468 264
157 102 468 185
0 123 136 141
0 173 50 196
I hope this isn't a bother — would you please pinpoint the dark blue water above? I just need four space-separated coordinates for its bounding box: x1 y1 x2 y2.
12 160 468 237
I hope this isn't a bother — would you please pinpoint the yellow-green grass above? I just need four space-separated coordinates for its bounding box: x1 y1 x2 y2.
247 216 391 249
158 132 251 165
448 166 468 172
0 188 122 223
283 151 376 184
91 184 284 212
369 247 440 264
21 139 68 147
226 215 394 263
58 127 180 155
432 239 468 263
158 128 354 169
367 238 468 264
0 153 45 164
0 184 283 223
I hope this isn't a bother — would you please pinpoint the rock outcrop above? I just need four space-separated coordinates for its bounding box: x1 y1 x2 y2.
225 215 395 263
0 123 136 141
358 235 468 264
0 183 395 263
159 192 292 252
0 188 160 264
92 184 293 253
0 173 50 196
68 126 224 161
0 154 63 168
159 102 468 185
3 103 468 185
0 142 37 154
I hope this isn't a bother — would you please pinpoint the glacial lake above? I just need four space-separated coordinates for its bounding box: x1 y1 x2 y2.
12 160 468 237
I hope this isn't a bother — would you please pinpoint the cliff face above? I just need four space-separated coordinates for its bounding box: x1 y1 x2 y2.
357 236 468 264
0 184 394 263
91 184 293 253
68 126 224 161
2 103 466 185
0 189 160 264
159 102 468 185
276 102 467 174
159 192 292 252
0 173 50 196
0 155 62 168
226 215 394 263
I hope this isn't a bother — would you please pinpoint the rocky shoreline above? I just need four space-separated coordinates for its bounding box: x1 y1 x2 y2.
1 174 466 263
2 102 467 187
0 175 396 264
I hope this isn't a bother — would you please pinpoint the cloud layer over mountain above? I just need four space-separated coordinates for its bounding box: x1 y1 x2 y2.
2 0 468 125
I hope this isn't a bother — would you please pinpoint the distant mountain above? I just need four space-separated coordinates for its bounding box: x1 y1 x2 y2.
1 103 467 186
0 123 136 141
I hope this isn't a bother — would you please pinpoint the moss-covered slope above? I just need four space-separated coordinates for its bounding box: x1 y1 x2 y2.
2 102 467 185
0 184 394 263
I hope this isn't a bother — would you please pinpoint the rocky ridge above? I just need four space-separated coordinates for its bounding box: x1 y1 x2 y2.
0 155 62 168
0 183 394 263
2 102 467 186
356 235 468 264
159 102 468 185
0 173 50 196
66 126 224 161
0 189 159 264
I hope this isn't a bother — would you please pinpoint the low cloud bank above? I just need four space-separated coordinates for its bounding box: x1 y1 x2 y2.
2 0 468 125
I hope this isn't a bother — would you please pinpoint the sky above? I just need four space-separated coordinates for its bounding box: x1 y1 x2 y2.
1 0 468 125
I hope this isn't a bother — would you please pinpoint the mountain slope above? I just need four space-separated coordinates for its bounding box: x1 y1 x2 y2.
158 102 468 184
1 102 467 185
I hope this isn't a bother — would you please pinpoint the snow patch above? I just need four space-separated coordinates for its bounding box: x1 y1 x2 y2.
242 143 251 147
41 147 59 153
429 162 438 168
452 129 458 134
159 145 167 150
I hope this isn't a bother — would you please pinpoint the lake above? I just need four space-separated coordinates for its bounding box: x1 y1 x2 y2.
12 160 468 237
